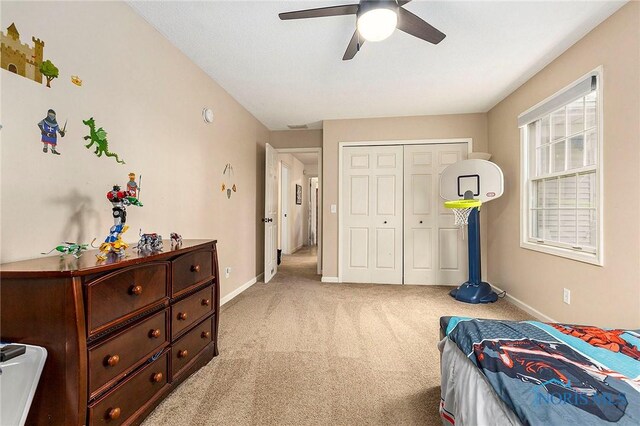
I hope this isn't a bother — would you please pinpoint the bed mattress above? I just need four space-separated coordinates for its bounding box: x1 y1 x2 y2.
439 317 640 425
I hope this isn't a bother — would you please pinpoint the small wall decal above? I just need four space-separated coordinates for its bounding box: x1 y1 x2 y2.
1 23 45 85
71 75 82 86
39 59 58 88
82 117 125 164
221 163 237 199
38 109 66 155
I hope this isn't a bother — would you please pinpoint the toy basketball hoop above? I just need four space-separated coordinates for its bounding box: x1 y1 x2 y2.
439 159 504 304
444 199 482 226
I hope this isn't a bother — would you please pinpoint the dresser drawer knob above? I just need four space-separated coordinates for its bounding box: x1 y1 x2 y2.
201 298 210 306
149 329 161 338
177 312 188 321
106 354 120 367
191 264 201 273
178 349 188 358
130 285 143 296
152 372 163 383
107 407 121 420
201 331 211 339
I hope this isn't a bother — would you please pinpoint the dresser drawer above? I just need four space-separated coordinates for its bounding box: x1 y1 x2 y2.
88 351 168 426
86 263 169 336
88 309 168 399
171 316 214 379
171 286 214 339
171 250 213 296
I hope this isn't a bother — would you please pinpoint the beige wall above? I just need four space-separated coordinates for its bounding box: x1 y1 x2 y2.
277 153 305 253
486 2 640 328
322 113 489 279
0 1 269 301
269 129 322 149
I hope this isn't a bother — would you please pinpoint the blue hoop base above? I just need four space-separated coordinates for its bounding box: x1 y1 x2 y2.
449 281 498 304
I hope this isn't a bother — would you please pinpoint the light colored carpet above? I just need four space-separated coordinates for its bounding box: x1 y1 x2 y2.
143 247 530 425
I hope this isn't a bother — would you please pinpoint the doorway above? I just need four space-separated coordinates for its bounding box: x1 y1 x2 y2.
266 147 323 280
339 140 471 285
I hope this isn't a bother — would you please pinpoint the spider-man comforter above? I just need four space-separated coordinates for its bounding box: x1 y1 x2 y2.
444 318 640 425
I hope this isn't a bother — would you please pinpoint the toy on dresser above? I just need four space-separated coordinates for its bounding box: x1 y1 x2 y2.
170 232 183 247
96 173 143 261
137 230 163 253
42 242 89 258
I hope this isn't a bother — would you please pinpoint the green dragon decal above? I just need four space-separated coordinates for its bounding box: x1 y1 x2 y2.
82 117 125 164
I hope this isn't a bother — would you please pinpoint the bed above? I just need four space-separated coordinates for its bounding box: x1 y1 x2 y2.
438 316 640 425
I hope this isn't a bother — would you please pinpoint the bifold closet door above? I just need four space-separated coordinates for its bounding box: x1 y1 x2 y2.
404 144 468 285
342 146 403 284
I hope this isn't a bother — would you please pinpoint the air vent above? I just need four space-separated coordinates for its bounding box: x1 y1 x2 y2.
287 124 308 130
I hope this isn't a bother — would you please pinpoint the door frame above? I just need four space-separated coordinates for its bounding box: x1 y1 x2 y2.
280 161 290 254
338 138 473 283
277 147 323 275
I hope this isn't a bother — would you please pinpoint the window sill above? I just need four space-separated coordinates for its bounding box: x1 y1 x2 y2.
520 241 603 266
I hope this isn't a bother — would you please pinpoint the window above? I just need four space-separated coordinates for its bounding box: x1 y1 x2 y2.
519 69 602 265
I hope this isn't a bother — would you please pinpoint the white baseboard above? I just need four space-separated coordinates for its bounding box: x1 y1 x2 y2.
221 273 262 306
321 276 339 283
490 283 557 323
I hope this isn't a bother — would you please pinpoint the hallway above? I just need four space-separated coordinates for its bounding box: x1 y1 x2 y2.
278 245 319 282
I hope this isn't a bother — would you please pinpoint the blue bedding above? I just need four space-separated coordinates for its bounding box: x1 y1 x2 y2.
445 318 640 425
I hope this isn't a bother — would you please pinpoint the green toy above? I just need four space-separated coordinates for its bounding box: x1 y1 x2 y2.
42 242 90 258
82 117 125 164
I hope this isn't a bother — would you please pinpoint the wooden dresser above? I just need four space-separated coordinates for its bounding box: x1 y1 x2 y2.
0 239 219 425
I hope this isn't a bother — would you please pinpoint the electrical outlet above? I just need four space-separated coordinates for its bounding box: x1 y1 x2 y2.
225 267 231 278
563 288 571 305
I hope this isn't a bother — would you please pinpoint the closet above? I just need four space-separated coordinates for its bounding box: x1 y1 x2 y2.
341 143 468 285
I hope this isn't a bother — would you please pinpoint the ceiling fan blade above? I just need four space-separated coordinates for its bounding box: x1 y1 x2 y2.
279 4 359 20
397 7 446 44
343 29 363 60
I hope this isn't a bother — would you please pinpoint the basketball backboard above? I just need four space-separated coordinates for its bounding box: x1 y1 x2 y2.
440 159 504 203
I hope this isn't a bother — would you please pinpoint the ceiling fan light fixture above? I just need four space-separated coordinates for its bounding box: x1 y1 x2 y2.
357 7 397 42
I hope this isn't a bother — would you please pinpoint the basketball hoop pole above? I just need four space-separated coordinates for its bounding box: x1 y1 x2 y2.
467 207 482 286
448 206 498 303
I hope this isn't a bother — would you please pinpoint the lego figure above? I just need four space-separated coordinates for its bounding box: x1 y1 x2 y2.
96 224 129 261
97 180 143 261
42 242 90 258
38 109 66 154
126 173 138 197
170 232 183 248
107 185 142 225
137 229 163 253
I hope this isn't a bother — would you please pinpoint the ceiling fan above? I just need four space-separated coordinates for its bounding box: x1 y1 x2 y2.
279 0 446 60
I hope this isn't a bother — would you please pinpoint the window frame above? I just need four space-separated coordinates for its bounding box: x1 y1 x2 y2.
519 67 604 266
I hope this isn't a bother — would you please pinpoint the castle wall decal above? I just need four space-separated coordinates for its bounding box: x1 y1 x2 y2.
0 22 48 85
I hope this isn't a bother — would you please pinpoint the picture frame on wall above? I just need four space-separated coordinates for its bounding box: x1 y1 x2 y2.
296 184 302 205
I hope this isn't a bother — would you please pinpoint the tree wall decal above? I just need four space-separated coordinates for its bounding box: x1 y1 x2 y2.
39 59 59 88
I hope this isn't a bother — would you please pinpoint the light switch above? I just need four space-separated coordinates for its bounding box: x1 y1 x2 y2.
330 204 337 213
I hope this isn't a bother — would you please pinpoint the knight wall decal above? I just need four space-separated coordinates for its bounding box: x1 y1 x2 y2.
82 117 125 164
38 109 66 155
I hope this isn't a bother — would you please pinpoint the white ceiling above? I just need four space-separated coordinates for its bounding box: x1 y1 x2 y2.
130 1 625 130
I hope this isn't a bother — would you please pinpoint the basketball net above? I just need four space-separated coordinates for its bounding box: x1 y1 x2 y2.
444 199 482 227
